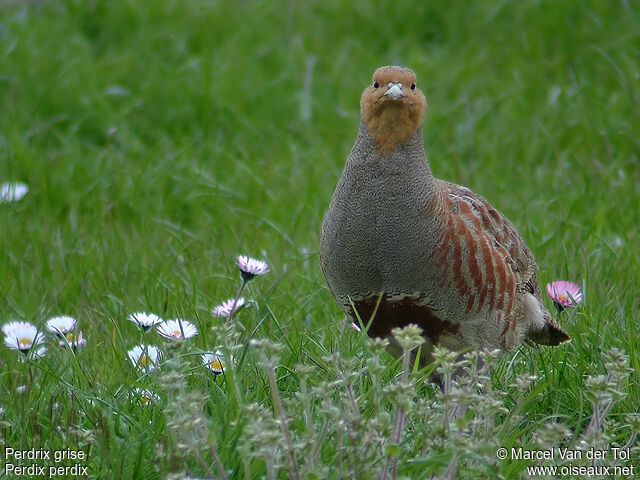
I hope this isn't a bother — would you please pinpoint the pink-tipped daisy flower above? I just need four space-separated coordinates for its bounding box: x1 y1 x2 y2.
3 322 45 353
46 316 77 337
237 255 270 281
212 298 246 318
127 345 161 372
156 319 198 340
546 280 583 310
128 312 163 332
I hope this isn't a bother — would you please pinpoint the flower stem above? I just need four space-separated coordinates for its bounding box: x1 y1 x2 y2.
226 279 247 324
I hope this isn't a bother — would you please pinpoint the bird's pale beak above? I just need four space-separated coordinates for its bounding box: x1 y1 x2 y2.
384 82 404 100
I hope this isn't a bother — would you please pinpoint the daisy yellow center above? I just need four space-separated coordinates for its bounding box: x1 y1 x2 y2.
19 337 32 347
138 355 150 367
558 294 569 303
210 360 224 371
66 333 75 341
172 329 182 337
140 395 151 405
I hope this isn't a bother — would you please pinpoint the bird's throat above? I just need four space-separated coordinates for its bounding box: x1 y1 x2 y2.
363 103 422 154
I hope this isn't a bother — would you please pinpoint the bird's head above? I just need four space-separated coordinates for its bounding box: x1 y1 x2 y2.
360 66 427 154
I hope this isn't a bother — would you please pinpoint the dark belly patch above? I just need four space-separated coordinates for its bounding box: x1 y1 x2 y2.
348 296 460 343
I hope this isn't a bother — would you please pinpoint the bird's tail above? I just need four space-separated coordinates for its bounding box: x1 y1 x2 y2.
526 297 570 346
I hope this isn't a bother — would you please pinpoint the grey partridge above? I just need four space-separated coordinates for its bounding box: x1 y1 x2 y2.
319 66 569 365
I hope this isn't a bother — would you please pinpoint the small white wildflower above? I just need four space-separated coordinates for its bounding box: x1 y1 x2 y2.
350 321 362 332
156 319 198 340
31 346 47 360
237 255 270 281
127 345 161 372
2 321 31 336
2 322 45 352
128 312 163 332
202 351 226 375
212 298 246 318
46 316 77 336
0 182 29 203
59 331 86 350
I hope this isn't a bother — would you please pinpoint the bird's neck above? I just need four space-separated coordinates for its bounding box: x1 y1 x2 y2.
354 122 433 177
363 105 424 154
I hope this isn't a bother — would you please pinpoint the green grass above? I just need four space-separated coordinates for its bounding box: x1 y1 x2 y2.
1 0 638 478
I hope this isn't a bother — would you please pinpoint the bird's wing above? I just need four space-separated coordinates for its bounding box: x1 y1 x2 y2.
433 180 537 329
437 181 569 346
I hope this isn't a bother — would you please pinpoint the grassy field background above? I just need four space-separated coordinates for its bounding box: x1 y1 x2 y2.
1 1 638 478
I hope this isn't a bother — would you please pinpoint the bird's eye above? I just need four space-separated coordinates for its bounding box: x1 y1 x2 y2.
373 81 379 88
410 83 416 90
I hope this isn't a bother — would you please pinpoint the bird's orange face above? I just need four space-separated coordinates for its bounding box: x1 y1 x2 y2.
360 66 427 154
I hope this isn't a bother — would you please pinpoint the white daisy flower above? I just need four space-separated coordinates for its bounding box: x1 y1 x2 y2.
131 388 160 406
127 345 161 371
3 322 45 352
2 321 27 336
58 331 86 350
156 319 198 340
237 255 270 281
46 316 77 336
202 351 226 375
128 312 163 332
211 298 246 318
30 346 47 360
0 182 29 203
